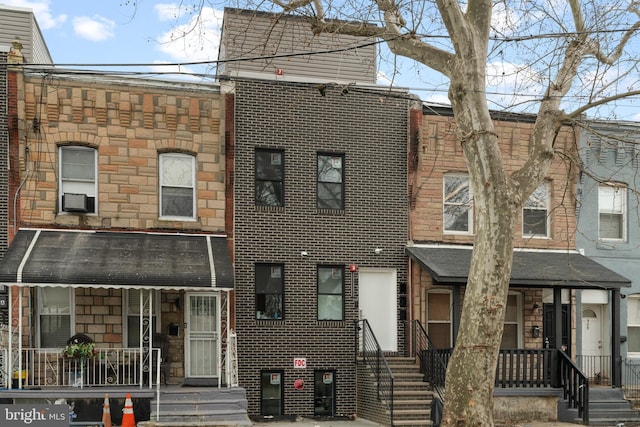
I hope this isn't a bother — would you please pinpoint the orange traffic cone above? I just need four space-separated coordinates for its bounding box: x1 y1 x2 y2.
121 393 136 427
101 393 112 427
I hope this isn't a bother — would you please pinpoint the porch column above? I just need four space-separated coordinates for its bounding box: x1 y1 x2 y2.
452 285 461 346
551 287 562 388
611 288 621 388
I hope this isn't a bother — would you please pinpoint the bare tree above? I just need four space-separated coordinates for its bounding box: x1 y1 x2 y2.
240 0 640 425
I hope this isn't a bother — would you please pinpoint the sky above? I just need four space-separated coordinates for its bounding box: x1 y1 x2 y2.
2 0 455 104
4 0 224 78
2 0 640 121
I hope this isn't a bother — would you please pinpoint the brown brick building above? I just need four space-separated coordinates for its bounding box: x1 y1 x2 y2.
1 56 235 392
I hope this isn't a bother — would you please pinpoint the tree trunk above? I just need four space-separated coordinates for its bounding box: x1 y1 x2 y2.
441 72 519 426
440 199 517 426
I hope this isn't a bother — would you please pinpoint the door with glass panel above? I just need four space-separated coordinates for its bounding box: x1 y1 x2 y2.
185 293 219 380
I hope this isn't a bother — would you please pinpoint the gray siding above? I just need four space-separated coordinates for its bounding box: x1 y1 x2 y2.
0 6 52 64
233 79 409 417
219 9 376 83
576 121 640 364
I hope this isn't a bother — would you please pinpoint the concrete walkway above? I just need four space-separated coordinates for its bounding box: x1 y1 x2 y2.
250 417 580 426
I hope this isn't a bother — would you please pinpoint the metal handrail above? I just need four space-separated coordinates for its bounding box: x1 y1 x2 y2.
412 320 446 403
355 319 394 425
559 351 589 425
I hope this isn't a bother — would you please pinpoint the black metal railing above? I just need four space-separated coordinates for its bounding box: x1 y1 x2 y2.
575 355 612 386
495 349 554 387
355 319 394 424
411 320 447 403
559 351 589 425
622 359 640 403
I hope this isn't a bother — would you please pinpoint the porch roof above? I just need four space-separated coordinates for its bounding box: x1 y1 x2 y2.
406 245 631 289
0 228 234 289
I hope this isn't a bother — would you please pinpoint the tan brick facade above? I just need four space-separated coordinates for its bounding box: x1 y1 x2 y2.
8 71 227 384
17 75 225 233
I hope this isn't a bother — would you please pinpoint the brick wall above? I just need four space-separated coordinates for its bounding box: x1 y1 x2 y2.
233 80 409 417
411 112 577 248
408 110 579 351
17 74 226 232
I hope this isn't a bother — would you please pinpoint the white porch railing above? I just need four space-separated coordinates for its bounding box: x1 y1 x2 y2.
4 347 161 388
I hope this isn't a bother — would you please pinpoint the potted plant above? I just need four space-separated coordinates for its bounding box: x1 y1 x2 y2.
63 341 96 359
63 341 95 388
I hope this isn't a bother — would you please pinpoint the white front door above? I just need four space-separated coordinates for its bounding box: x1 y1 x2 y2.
185 293 219 379
582 304 606 381
358 269 398 352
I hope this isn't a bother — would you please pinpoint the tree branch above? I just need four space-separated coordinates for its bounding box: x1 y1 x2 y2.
274 0 454 76
567 88 640 119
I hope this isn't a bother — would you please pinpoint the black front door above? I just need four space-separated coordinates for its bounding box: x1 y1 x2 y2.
543 303 571 355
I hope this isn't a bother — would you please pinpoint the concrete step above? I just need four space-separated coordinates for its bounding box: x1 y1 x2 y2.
391 419 433 427
148 387 249 426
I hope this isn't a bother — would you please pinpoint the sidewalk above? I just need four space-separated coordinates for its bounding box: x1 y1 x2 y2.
251 417 579 426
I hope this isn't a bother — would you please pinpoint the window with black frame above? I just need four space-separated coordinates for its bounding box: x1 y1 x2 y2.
255 149 284 206
255 264 284 320
317 266 343 321
317 153 344 210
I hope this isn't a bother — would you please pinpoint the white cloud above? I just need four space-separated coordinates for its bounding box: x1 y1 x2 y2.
154 3 182 22
3 0 66 29
72 16 115 41
154 5 223 63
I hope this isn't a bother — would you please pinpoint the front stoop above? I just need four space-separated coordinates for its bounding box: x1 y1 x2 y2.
138 386 251 427
384 357 434 427
558 387 640 426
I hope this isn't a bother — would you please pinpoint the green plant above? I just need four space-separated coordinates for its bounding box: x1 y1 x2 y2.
63 342 96 359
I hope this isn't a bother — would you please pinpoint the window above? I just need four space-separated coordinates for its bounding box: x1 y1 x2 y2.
443 174 473 233
256 264 284 320
59 145 97 213
628 295 640 355
501 293 522 349
599 183 626 240
39 287 72 348
126 289 159 347
314 370 335 416
261 370 283 416
426 291 451 348
317 153 344 210
255 149 284 206
317 266 344 321
160 152 196 218
523 181 549 237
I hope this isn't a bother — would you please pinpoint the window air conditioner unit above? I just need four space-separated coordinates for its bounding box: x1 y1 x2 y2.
63 193 88 212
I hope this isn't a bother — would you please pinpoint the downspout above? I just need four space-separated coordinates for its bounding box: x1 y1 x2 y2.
12 145 30 233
